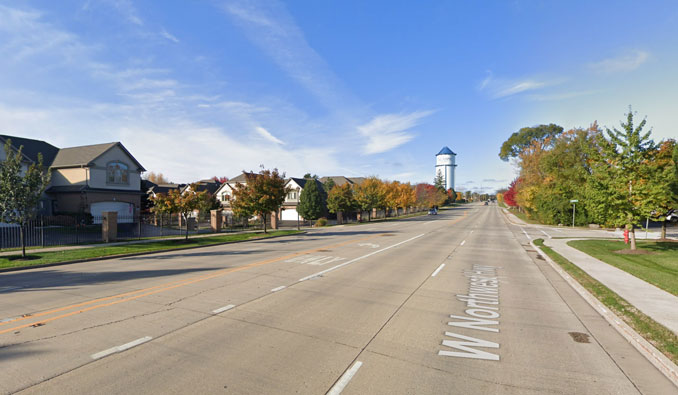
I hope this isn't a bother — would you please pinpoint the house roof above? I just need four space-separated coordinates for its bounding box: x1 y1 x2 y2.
287 177 324 191
319 176 365 187
228 172 255 184
0 134 60 166
182 179 221 194
50 142 146 171
45 185 145 195
436 146 456 156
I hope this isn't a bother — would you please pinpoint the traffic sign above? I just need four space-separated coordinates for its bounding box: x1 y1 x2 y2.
570 199 579 203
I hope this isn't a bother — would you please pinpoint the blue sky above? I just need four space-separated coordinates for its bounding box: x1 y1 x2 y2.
1 1 677 193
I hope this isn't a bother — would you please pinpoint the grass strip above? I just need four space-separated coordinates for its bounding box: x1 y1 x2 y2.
568 239 678 296
534 238 678 364
0 230 302 270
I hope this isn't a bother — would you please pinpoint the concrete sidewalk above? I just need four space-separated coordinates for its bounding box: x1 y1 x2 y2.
544 237 678 335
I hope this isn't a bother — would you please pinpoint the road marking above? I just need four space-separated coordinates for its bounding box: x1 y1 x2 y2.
91 336 152 360
521 229 531 240
271 286 286 292
431 263 446 277
357 243 380 248
212 304 236 314
460 240 466 246
540 229 552 239
0 234 381 334
299 233 426 282
285 255 346 266
327 361 363 395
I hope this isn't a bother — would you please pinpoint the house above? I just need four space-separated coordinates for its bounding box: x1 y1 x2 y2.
142 179 184 213
0 135 146 220
181 178 221 195
215 172 255 207
280 177 325 221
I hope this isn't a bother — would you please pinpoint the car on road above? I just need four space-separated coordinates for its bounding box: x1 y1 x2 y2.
428 209 437 215
484 201 488 205
668 209 678 223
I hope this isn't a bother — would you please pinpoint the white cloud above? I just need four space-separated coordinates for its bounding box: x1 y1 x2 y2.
358 111 434 154
589 50 649 73
478 70 561 99
527 90 598 102
254 126 285 145
160 28 179 43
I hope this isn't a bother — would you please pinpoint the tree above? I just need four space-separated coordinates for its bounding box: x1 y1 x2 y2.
0 139 51 257
151 188 199 240
504 179 519 207
212 176 229 183
587 109 658 250
456 191 463 202
231 169 288 233
354 177 385 221
433 173 445 192
641 139 678 239
499 123 564 161
322 177 336 194
196 191 221 220
447 188 456 204
297 178 326 223
327 183 357 222
144 171 171 184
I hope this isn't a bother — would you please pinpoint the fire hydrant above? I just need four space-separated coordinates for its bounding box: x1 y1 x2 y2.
623 229 629 244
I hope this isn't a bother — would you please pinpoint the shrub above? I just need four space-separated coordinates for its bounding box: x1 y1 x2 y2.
315 217 327 227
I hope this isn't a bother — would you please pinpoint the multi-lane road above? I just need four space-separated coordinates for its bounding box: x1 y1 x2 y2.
0 204 674 394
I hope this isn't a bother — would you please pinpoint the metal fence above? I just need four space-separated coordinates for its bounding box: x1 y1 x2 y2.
0 213 270 250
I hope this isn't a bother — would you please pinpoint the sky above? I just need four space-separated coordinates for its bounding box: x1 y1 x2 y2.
1 1 677 193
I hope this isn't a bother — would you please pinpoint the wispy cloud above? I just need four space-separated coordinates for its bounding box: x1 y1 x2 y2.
358 111 434 154
478 71 561 99
589 50 649 73
527 90 598 102
218 0 354 110
160 28 179 43
254 126 285 145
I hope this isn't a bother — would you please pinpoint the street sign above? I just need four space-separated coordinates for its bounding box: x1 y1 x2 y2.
570 199 579 203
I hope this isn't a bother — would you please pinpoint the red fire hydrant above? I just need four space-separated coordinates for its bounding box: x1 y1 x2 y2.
623 229 629 244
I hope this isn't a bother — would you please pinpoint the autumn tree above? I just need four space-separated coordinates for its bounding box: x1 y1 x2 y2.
144 171 171 184
0 139 51 257
151 188 199 240
231 169 288 233
354 176 384 221
447 188 456 204
504 179 519 207
499 123 564 161
327 183 357 223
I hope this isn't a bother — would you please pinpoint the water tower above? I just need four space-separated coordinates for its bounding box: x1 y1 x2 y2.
435 146 456 191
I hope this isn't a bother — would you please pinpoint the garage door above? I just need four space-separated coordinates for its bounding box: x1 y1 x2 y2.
91 202 134 223
281 207 300 221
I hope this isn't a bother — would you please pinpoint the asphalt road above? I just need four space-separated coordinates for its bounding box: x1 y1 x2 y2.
0 204 674 394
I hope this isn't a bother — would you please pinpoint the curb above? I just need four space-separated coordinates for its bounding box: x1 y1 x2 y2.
0 231 306 274
530 240 678 388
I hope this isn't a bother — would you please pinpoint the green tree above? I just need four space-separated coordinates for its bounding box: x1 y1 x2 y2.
322 177 336 194
499 123 564 161
354 176 384 221
327 183 357 222
231 169 288 233
642 139 678 239
587 109 658 250
151 188 199 240
297 178 326 223
433 173 445 192
0 139 51 257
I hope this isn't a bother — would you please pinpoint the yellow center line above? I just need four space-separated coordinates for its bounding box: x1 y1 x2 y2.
0 233 380 334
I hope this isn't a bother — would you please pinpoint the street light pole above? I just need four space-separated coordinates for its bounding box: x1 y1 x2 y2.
570 199 578 227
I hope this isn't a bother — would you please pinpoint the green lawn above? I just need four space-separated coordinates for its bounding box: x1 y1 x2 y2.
568 240 678 296
534 239 678 364
0 230 301 270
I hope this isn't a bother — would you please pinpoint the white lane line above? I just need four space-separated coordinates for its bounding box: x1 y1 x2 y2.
212 304 236 314
271 286 286 292
521 229 531 240
540 229 552 239
299 233 426 282
327 361 363 395
423 221 435 225
91 336 153 360
460 240 466 246
431 263 446 277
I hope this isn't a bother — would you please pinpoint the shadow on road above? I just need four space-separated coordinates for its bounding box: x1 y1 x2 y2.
119 249 266 261
0 267 223 292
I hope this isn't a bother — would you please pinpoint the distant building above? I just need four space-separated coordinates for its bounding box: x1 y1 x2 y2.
435 146 456 191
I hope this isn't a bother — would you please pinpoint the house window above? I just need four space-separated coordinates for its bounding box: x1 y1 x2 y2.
222 193 230 201
107 161 129 184
287 191 297 200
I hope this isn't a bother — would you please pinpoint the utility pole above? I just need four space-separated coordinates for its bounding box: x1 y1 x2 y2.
570 200 578 227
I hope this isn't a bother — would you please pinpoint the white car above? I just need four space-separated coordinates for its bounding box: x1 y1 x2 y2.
668 210 678 223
